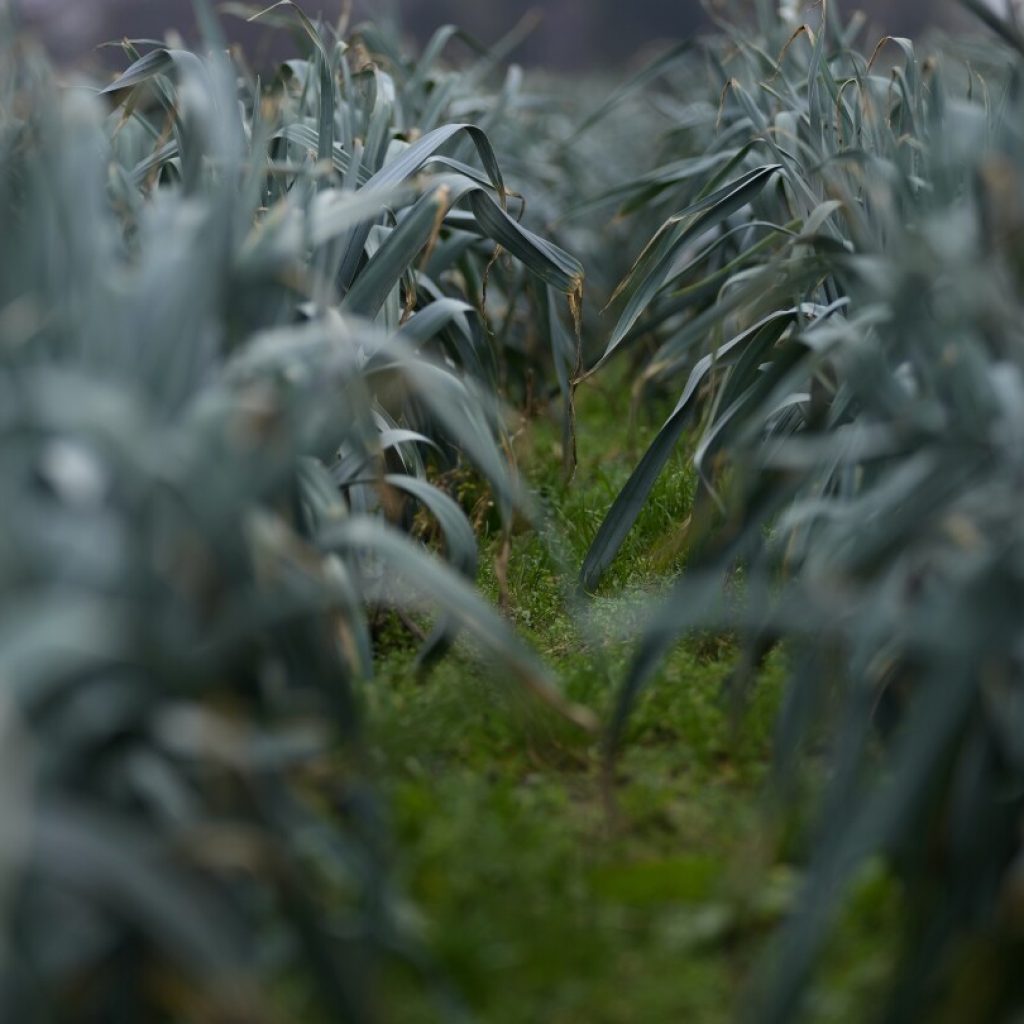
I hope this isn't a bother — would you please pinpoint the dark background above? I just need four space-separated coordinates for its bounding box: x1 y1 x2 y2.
11 0 985 72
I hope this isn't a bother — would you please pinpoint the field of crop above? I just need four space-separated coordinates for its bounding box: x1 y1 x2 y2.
4 0 1024 1020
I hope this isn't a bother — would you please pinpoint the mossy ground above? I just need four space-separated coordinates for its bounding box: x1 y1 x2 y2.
366 378 901 1023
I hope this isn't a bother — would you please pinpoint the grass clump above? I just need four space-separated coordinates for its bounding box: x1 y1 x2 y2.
364 379 897 1024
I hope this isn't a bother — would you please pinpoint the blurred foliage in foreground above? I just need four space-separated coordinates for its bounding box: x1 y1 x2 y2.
583 0 1024 1020
0 1 591 1018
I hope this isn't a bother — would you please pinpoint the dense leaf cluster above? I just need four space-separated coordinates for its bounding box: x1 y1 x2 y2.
0 3 586 1018
587 1 1024 1019
7 0 1024 1020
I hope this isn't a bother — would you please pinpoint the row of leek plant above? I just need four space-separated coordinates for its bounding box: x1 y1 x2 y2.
584 1 1024 1019
0 3 592 1019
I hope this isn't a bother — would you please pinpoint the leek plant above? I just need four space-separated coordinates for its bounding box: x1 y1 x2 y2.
586 0 1024 1019
0 3 589 1018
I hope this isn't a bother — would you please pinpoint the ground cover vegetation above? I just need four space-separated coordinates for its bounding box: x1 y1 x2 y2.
2 0 1024 1020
